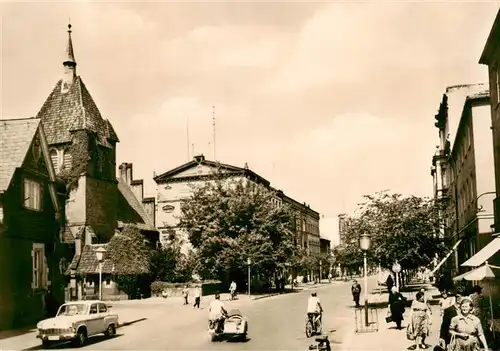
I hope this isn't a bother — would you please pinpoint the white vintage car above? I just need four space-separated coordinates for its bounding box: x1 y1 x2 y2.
36 300 119 348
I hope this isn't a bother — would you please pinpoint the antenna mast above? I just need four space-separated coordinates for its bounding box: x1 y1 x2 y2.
186 115 190 161
212 105 216 161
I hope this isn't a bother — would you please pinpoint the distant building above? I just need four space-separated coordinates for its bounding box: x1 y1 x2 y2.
320 238 331 254
430 84 496 277
479 8 500 234
153 155 321 257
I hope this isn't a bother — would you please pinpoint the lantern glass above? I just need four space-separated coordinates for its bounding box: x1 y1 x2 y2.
247 258 251 265
359 234 372 251
95 247 107 262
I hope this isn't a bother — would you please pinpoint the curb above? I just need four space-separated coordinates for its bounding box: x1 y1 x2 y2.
117 318 147 328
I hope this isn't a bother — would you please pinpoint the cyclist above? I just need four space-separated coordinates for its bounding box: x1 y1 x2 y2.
307 291 323 329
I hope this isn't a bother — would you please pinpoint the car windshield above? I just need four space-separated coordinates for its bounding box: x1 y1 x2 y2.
57 304 88 316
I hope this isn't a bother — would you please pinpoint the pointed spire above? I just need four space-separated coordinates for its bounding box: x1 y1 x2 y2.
63 23 76 67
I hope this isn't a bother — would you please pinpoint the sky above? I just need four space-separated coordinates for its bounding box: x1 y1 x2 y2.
1 1 499 245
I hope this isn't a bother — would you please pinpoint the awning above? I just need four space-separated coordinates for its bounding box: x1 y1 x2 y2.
461 237 500 267
429 239 463 275
453 262 500 281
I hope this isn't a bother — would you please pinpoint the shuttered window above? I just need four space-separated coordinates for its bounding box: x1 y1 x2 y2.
63 150 72 170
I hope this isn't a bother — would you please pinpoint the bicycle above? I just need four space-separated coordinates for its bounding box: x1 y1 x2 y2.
305 313 322 338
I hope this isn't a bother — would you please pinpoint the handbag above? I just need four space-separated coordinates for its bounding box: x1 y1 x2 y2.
385 311 392 323
406 323 415 341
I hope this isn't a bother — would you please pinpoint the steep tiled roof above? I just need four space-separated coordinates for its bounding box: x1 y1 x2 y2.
36 77 119 146
65 243 114 275
0 118 41 191
62 226 75 244
117 178 156 231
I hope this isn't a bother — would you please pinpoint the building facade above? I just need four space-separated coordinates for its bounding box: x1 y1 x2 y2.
32 24 157 301
431 85 496 277
0 118 64 330
153 155 322 257
479 8 500 234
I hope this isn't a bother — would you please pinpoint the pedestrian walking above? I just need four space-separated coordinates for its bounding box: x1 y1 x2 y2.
386 275 394 294
408 291 432 350
439 290 455 316
193 285 201 309
448 297 490 351
182 285 189 305
351 280 361 308
389 286 407 330
439 294 460 350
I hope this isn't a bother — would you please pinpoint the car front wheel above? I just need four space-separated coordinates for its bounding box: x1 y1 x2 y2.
73 328 87 347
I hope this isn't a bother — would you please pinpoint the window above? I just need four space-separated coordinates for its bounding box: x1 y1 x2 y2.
63 150 72 170
49 149 58 172
90 304 98 314
24 178 42 211
98 303 107 313
32 243 46 289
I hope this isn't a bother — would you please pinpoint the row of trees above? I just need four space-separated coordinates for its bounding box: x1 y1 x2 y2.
179 178 330 287
332 191 450 280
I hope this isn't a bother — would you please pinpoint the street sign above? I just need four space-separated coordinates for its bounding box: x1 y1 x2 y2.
392 262 401 273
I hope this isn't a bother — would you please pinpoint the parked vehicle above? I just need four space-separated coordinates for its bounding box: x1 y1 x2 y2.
36 300 119 348
208 309 248 342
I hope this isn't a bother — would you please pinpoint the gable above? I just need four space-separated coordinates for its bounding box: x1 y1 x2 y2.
170 163 227 179
21 130 49 178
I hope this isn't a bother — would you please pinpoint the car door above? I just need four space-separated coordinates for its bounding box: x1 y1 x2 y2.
87 303 101 335
96 303 108 332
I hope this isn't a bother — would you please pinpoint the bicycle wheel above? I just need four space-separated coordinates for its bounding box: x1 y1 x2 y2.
305 320 313 338
316 319 322 334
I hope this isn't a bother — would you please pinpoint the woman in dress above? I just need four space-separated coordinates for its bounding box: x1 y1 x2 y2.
448 297 489 351
409 291 432 349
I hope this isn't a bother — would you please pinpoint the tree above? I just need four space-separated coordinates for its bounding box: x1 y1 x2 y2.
179 175 298 286
107 224 151 296
149 237 195 283
335 191 448 272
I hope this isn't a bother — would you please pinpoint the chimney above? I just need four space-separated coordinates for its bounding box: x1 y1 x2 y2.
119 163 128 183
126 163 133 185
131 179 144 202
75 229 82 256
142 197 155 227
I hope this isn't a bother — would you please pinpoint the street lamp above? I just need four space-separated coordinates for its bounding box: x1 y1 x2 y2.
247 258 252 296
95 247 107 301
359 233 372 327
319 260 323 283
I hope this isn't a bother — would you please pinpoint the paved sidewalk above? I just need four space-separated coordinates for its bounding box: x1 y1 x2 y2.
340 281 442 351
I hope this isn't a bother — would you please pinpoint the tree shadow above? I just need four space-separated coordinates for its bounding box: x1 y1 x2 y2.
0 327 37 340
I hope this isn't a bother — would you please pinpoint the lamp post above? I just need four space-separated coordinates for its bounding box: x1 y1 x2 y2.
95 247 107 301
319 260 322 283
360 233 372 327
247 258 252 296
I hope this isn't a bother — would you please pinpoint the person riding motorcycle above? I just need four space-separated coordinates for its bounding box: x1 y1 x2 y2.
307 292 323 327
209 293 228 333
229 281 237 300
